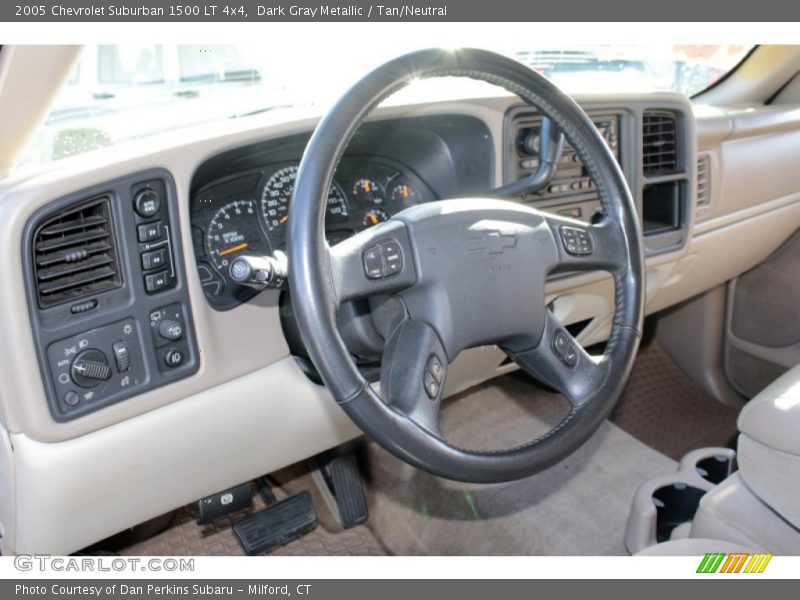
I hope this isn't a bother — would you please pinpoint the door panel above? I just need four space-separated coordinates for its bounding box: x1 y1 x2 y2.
725 230 800 397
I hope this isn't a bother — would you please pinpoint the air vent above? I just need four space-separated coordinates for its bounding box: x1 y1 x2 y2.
696 153 711 214
33 197 122 308
642 111 678 175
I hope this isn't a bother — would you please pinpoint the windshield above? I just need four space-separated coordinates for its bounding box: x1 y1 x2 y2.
20 43 751 168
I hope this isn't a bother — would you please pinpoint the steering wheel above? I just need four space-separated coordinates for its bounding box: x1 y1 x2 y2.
288 48 644 483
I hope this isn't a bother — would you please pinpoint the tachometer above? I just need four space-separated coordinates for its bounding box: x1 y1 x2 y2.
261 165 349 234
206 199 268 274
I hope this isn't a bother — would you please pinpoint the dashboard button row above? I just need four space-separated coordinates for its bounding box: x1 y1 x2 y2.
132 185 177 295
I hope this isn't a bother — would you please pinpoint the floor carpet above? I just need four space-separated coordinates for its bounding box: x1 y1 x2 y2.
364 372 677 555
610 342 741 460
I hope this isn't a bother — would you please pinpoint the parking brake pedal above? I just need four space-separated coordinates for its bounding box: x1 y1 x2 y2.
197 482 253 525
312 453 368 528
233 491 318 555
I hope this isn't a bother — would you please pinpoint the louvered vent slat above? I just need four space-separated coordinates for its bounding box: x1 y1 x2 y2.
696 154 711 207
643 111 679 175
33 197 122 308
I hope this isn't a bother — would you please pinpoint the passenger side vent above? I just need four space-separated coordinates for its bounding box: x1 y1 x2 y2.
696 153 711 217
642 111 679 175
33 197 122 308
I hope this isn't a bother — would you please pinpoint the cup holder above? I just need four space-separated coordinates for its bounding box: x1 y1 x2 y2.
652 483 707 543
695 454 736 485
625 446 737 554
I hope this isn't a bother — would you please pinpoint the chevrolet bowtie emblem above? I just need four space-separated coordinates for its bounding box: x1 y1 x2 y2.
466 230 518 255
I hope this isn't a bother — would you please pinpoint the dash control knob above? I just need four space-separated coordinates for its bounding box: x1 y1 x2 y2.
164 347 184 368
158 319 184 341
70 349 112 388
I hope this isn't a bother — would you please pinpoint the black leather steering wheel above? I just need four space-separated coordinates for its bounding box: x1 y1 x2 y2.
288 48 644 483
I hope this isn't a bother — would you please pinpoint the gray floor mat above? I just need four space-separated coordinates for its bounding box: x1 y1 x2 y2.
610 342 740 460
365 373 676 555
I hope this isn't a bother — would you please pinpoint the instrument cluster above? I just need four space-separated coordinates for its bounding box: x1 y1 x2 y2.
191 158 434 309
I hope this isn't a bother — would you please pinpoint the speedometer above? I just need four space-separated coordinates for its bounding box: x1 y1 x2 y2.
260 165 349 234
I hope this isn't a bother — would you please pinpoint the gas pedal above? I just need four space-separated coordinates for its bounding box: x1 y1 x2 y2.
312 452 368 529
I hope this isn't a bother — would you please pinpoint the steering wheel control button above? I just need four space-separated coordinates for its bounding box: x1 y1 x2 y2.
111 341 130 372
158 319 184 341
427 354 444 381
145 270 169 293
424 371 440 399
423 353 444 399
363 245 385 279
164 347 184 368
141 248 166 270
553 330 579 368
363 239 404 280
379 240 403 276
134 188 161 218
137 221 163 243
560 225 593 256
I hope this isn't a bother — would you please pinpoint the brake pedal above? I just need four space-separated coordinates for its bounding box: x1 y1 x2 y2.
312 453 368 528
233 491 318 555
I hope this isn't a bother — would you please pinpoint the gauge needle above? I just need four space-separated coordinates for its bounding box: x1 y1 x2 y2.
218 242 249 257
279 215 289 224
368 213 379 225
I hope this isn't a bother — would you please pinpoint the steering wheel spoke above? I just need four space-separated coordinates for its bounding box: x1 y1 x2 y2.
328 220 417 304
544 213 628 275
378 319 447 436
509 310 609 408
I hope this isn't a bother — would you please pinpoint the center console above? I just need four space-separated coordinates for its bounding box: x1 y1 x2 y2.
23 169 198 422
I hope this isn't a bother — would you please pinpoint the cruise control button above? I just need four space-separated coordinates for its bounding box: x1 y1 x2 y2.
363 245 384 279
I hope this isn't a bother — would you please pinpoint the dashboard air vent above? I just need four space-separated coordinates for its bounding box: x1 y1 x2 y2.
642 111 678 175
33 197 122 308
696 153 711 216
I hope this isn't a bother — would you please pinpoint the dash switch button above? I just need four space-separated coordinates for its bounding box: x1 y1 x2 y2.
112 341 130 372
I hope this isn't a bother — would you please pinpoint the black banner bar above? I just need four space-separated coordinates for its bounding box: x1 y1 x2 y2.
3 579 798 600
2 0 800 22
